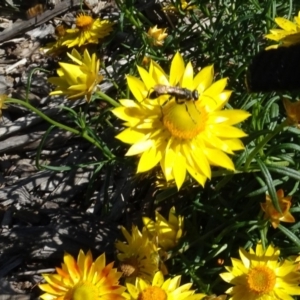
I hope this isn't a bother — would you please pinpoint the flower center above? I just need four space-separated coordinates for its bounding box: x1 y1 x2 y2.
247 265 276 294
72 281 98 300
138 286 167 300
162 98 206 140
119 257 139 278
76 14 93 30
271 200 290 219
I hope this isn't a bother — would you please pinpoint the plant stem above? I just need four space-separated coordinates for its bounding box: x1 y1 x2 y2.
95 91 120 107
6 98 115 159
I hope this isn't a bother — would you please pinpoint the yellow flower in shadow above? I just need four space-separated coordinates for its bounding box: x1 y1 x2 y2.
123 271 207 300
39 250 125 300
48 48 103 102
147 25 168 46
115 225 160 283
260 189 295 229
143 207 184 251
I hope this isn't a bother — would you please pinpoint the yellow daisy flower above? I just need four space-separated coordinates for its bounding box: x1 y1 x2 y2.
112 52 250 189
147 25 168 46
143 207 184 251
62 14 114 48
39 250 126 300
163 0 197 12
265 11 300 49
123 271 207 300
220 242 300 300
0 94 8 117
48 48 103 102
115 225 160 283
260 189 295 229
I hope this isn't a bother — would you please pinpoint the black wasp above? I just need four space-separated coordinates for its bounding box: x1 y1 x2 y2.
148 84 199 103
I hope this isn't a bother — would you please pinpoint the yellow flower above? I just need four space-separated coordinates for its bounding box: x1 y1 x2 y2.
143 207 184 251
112 52 250 189
44 14 114 53
48 48 103 102
0 94 8 117
260 189 295 229
283 98 300 127
163 0 197 12
147 25 168 46
42 25 68 56
62 14 114 48
39 250 125 300
265 11 300 49
115 225 160 283
220 242 300 300
123 271 207 300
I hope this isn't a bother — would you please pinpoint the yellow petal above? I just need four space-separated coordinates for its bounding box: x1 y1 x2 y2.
275 17 297 32
67 50 83 66
115 128 146 143
204 78 228 97
59 63 82 85
170 52 185 86
208 124 248 138
127 75 147 102
209 110 251 125
63 252 80 284
183 142 211 179
186 164 207 187
223 138 245 151
126 283 139 298
126 139 153 156
153 271 164 286
181 62 194 89
137 145 161 172
137 65 157 91
205 148 235 170
172 149 187 189
193 65 214 93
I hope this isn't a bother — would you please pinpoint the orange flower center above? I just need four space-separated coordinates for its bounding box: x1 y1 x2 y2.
162 98 206 139
138 286 167 300
76 14 93 30
247 265 276 294
72 281 98 300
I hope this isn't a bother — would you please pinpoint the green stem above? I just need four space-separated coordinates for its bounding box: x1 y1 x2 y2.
114 0 142 29
244 120 288 170
6 98 115 159
95 91 120 107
